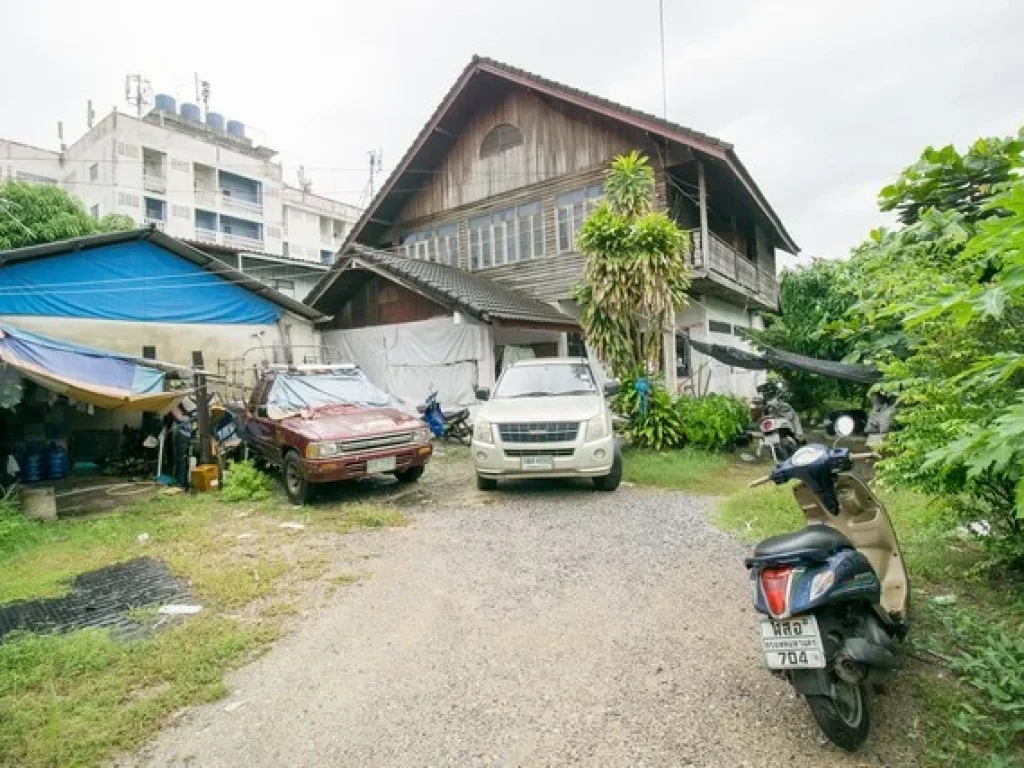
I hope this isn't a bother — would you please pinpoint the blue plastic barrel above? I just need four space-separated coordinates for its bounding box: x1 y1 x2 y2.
47 444 69 480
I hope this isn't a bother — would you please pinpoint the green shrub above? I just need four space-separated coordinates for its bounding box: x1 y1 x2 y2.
675 394 750 451
220 460 273 502
612 375 685 451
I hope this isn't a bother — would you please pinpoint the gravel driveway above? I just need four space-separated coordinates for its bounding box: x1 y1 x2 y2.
132 462 920 767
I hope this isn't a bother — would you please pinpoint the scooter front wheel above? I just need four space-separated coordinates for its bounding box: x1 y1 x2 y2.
807 677 870 751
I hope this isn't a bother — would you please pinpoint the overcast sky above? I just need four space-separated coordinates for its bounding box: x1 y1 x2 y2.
1 0 1021 266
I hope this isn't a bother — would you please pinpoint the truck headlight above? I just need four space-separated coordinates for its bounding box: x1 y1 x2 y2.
473 418 494 444
586 413 610 442
413 427 432 444
306 441 340 459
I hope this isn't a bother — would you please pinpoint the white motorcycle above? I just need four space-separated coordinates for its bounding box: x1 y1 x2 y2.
757 382 804 461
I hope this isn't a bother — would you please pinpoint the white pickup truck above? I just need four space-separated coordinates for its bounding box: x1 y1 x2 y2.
470 358 622 492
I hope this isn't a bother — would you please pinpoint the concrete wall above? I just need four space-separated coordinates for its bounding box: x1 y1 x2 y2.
0 139 63 186
678 294 765 400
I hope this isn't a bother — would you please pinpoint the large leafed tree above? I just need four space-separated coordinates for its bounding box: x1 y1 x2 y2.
0 181 134 250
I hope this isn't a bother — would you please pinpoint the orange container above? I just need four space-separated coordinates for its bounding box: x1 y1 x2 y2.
190 464 219 492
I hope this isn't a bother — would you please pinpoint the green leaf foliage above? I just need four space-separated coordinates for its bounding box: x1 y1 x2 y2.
572 151 691 381
675 393 749 451
0 181 134 251
221 460 274 502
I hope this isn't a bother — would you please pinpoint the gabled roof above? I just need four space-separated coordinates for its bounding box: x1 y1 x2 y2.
0 227 326 322
307 54 798 308
329 245 577 328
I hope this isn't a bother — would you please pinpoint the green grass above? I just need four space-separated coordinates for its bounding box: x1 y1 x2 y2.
677 455 1024 767
0 487 406 766
623 447 765 496
0 617 276 767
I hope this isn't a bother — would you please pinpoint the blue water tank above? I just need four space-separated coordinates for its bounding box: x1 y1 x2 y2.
226 119 245 138
47 444 69 480
154 93 177 113
180 102 201 122
206 112 225 131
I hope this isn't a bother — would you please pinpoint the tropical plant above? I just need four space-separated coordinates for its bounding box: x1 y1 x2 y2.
573 151 691 380
221 460 274 502
675 393 749 451
0 181 134 250
611 372 685 451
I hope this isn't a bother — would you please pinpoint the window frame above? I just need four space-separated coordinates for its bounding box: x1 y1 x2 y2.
556 183 604 254
468 202 546 271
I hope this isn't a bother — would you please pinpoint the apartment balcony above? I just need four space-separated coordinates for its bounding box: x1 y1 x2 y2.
688 229 778 308
143 170 166 194
194 227 219 244
221 190 264 216
222 232 265 251
144 217 166 231
195 188 218 207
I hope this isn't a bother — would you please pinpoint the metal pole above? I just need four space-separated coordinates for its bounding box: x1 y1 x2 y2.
192 351 213 465
659 0 668 119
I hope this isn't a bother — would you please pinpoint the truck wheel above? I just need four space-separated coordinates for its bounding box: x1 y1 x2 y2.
593 445 623 492
476 474 497 491
395 465 425 483
283 452 312 505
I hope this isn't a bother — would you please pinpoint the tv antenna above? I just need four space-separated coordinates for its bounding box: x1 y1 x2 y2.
125 74 152 116
297 165 313 193
367 149 383 198
194 73 211 117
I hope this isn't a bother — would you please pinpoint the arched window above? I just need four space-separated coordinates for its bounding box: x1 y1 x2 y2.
479 123 523 159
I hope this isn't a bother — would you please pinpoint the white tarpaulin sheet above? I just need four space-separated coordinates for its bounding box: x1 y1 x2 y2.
323 317 489 410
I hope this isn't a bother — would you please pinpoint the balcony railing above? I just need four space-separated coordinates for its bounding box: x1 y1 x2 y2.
688 229 778 306
221 190 263 215
144 217 166 231
222 232 265 251
194 227 219 244
194 188 217 207
143 170 166 194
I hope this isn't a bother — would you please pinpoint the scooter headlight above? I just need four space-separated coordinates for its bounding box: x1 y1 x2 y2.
473 418 494 445
791 444 825 466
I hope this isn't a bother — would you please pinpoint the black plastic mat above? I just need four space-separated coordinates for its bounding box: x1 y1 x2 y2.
0 557 191 642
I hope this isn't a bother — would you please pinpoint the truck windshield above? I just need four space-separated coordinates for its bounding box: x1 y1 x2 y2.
493 363 598 398
267 371 392 411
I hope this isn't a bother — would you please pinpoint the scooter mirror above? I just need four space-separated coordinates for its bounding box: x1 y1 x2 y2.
835 415 856 438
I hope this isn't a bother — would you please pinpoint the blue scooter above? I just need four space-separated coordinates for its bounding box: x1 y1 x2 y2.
417 389 472 444
744 416 909 751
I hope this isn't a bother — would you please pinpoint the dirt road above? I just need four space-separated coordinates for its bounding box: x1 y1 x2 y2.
132 473 920 767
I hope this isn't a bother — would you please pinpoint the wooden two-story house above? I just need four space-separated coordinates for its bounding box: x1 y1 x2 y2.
307 56 798 406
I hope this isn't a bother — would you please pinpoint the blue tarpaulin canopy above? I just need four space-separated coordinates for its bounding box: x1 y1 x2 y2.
0 240 280 324
0 324 185 411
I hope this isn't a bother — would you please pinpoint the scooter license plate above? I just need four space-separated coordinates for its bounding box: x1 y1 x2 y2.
763 432 780 445
759 615 826 669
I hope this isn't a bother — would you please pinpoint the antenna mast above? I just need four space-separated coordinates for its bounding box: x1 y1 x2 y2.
658 0 667 119
195 73 211 118
367 149 383 199
125 74 152 116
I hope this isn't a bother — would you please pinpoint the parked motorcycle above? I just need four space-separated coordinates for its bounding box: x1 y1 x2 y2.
744 415 909 751
418 389 472 444
757 381 804 461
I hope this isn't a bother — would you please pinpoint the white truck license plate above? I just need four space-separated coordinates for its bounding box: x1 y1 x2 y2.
366 456 397 474
521 455 554 471
759 615 826 669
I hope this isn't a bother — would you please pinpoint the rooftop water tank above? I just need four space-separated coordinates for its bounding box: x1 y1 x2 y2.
226 120 245 138
206 112 225 131
154 93 177 113
180 103 201 122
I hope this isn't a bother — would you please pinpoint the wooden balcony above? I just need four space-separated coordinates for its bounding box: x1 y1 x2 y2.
688 229 777 309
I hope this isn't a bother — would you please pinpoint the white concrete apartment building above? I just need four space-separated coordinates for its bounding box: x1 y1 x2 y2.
1 97 361 298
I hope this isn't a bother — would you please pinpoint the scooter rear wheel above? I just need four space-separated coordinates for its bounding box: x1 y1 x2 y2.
807 678 870 752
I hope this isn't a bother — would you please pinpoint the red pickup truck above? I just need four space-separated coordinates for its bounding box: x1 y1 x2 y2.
239 365 432 504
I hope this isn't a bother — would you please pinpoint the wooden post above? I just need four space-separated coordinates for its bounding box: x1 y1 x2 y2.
192 350 213 465
697 160 710 269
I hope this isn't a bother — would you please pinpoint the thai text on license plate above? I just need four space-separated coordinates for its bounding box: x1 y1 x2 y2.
366 456 397 474
521 455 553 471
759 615 826 669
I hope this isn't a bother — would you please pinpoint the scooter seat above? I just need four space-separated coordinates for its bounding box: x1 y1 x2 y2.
753 524 853 561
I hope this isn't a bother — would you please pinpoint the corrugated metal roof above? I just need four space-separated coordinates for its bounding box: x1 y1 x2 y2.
343 245 577 327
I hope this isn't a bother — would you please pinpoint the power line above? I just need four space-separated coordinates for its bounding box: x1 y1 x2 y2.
659 0 668 120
